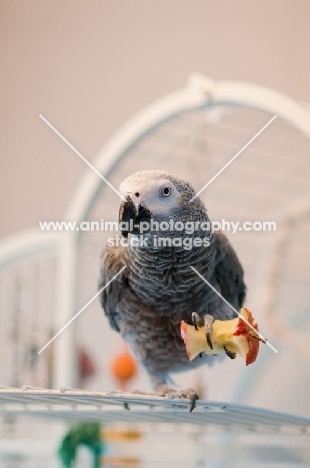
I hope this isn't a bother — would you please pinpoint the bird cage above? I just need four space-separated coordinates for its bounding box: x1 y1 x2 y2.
0 73 310 418
0 230 66 389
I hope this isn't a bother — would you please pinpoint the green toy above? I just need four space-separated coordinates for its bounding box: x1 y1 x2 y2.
58 422 103 468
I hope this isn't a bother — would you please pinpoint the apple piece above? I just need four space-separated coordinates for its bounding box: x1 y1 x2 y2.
180 307 262 366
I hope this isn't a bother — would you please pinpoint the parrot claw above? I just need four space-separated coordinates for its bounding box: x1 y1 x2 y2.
204 314 214 350
189 392 199 412
191 312 203 330
224 346 236 359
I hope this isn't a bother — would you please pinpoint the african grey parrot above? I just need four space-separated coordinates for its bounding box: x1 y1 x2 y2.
99 170 246 409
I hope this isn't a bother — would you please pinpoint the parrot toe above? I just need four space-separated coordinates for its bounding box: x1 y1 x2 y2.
178 387 199 412
192 312 214 350
224 346 236 359
156 384 199 412
192 312 204 330
204 314 214 350
155 384 176 397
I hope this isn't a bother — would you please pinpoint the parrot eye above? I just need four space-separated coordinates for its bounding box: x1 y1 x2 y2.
162 187 171 197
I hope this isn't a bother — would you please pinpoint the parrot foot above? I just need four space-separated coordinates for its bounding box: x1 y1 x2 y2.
156 384 199 412
224 346 236 359
192 312 214 350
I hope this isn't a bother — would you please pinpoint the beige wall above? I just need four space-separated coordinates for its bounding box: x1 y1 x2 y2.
1 0 310 240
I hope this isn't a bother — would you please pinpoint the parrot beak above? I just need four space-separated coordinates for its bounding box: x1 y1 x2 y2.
119 195 151 238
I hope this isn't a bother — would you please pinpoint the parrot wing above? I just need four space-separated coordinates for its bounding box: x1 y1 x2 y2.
213 231 246 310
99 244 129 333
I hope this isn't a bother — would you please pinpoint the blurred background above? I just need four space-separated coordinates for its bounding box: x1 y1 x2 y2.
1 1 310 467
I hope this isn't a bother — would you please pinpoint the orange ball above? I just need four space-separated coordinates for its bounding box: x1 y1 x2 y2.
111 353 137 381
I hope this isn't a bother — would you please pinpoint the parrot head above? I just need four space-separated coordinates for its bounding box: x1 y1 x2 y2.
118 170 207 239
